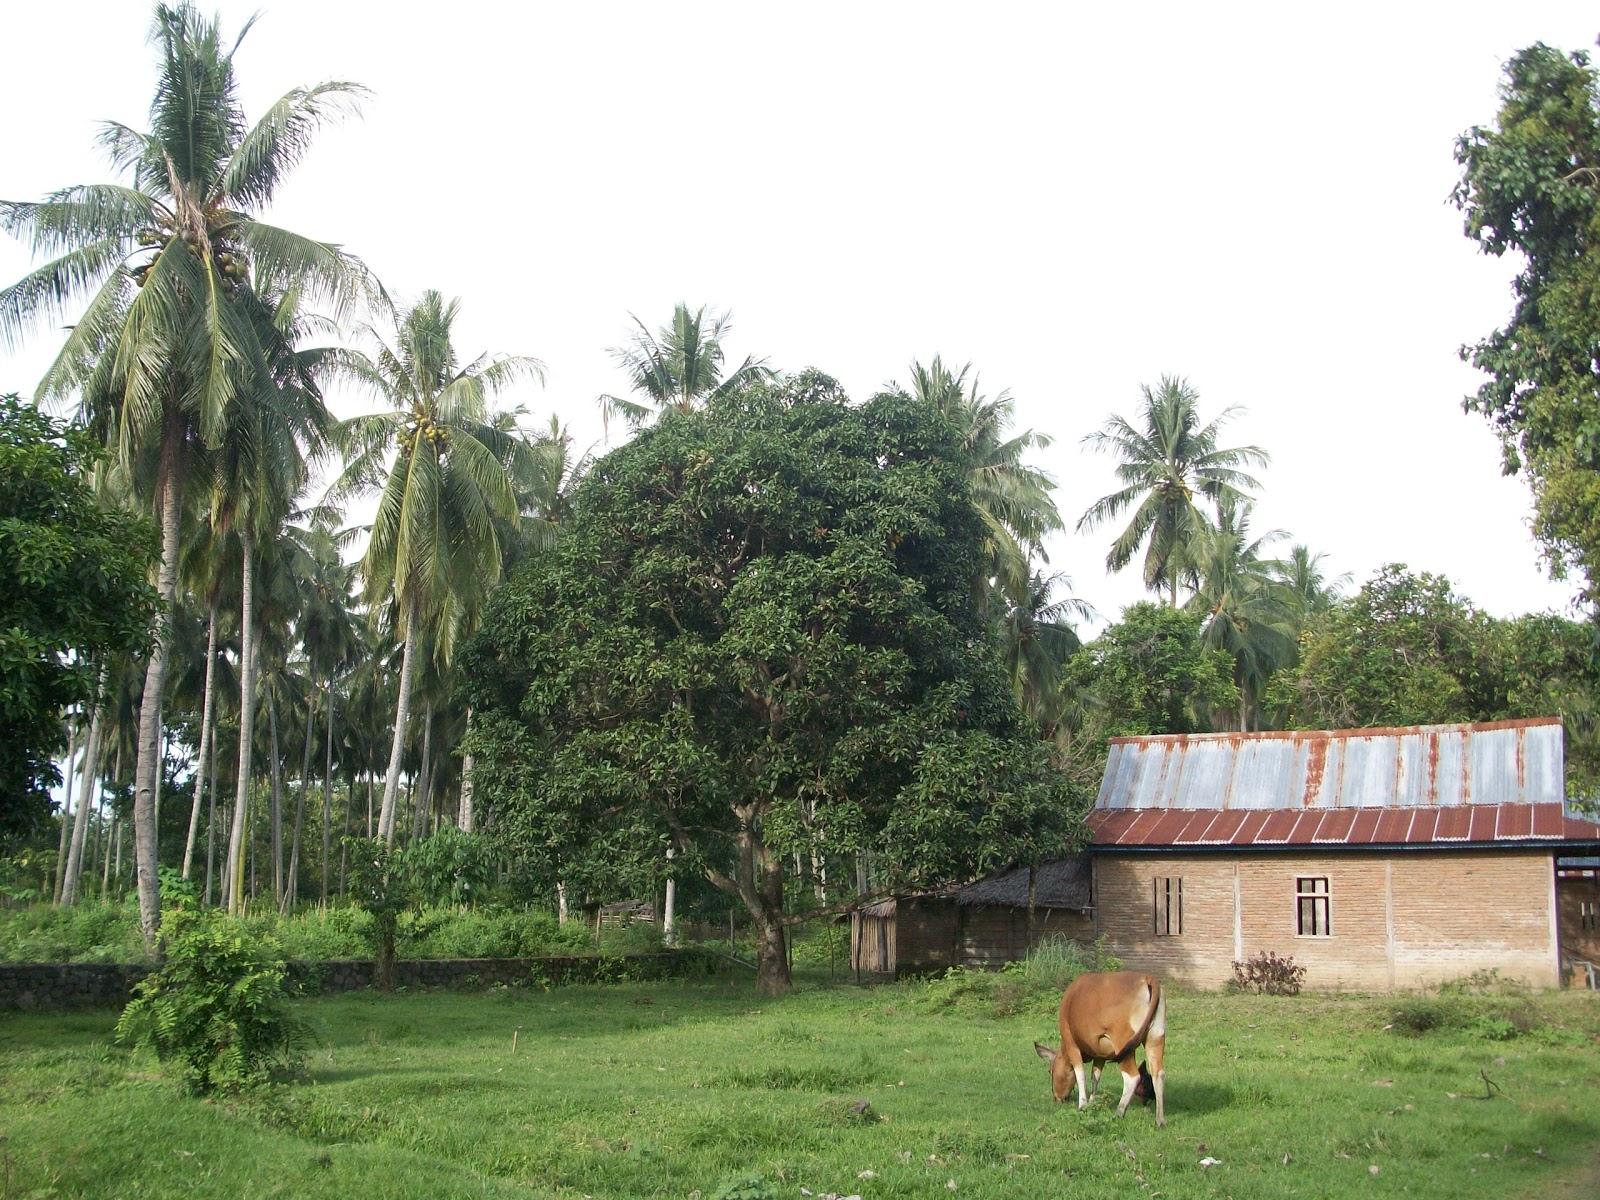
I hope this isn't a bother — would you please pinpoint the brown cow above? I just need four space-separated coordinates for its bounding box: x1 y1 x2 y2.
1033 970 1166 1127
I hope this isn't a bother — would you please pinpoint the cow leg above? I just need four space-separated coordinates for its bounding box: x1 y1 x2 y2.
1065 1042 1089 1111
1114 1056 1140 1117
1148 991 1167 1127
1090 1062 1103 1100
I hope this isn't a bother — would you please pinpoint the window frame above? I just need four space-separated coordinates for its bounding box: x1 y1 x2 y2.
1153 875 1183 937
1295 875 1332 938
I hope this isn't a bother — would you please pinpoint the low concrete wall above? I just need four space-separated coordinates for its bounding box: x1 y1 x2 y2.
0 951 713 1012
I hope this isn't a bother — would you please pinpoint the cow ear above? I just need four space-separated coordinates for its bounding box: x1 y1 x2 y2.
1033 1042 1057 1064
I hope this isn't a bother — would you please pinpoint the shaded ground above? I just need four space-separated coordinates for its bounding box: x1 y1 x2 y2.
0 975 1596 1198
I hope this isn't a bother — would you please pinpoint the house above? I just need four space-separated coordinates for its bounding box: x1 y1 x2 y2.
847 717 1600 988
848 857 1094 976
1087 717 1600 989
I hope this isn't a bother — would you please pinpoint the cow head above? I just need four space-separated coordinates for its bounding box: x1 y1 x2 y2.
1032 1042 1073 1103
1134 1060 1155 1104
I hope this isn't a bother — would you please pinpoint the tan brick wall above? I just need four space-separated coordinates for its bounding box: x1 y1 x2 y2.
1092 850 1559 990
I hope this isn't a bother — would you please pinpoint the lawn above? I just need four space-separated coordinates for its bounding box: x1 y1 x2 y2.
1 973 1596 1199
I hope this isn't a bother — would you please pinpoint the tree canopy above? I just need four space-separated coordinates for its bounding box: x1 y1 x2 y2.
463 373 1080 993
1455 43 1600 604
0 396 157 841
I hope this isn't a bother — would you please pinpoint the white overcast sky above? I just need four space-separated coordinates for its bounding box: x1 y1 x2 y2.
4 0 1596 629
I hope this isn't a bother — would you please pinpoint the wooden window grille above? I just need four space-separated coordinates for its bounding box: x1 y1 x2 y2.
1153 876 1183 936
1296 876 1331 937
1582 899 1598 933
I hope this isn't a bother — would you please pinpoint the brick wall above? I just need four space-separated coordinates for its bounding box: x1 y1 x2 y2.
1092 850 1559 990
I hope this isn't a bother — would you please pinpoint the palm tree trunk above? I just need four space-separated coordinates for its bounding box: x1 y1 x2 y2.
282 694 315 912
226 532 258 915
61 703 104 905
377 599 420 845
181 605 219 881
411 705 434 842
663 847 676 947
268 689 285 902
54 723 79 903
132 449 183 951
100 804 114 898
459 707 475 834
204 710 220 906
321 680 334 904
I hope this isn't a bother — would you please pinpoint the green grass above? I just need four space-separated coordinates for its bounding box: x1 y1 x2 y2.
1 976 1597 1198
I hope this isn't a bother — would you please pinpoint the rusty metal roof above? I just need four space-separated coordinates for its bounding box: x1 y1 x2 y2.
1086 802 1600 849
1095 718 1564 812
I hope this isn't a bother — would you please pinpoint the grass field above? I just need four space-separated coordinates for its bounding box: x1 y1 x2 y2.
1 973 1597 1199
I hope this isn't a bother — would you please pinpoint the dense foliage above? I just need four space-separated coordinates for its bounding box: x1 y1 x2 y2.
465 374 1080 992
0 396 157 841
1455 44 1600 603
1268 565 1600 798
114 907 309 1093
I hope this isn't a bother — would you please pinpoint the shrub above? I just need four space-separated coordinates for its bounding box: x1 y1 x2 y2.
1390 996 1467 1035
0 902 147 963
917 936 1123 1017
114 909 309 1094
1007 934 1122 993
1231 950 1307 995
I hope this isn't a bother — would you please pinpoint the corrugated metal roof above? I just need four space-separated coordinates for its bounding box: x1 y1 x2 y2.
1085 801 1600 849
1095 718 1564 811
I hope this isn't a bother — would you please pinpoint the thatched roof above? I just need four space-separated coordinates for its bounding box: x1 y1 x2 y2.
852 855 1093 919
954 855 1092 911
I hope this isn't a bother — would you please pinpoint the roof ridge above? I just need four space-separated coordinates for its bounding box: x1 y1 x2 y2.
1106 717 1561 746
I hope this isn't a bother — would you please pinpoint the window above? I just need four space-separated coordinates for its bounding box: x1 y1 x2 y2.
1582 899 1598 933
1296 876 1331 937
1153 876 1183 936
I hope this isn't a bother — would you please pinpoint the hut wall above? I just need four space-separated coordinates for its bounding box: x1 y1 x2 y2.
1093 850 1560 990
892 899 1093 973
1557 868 1600 973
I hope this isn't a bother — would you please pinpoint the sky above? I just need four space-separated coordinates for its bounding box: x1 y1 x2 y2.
3 0 1596 630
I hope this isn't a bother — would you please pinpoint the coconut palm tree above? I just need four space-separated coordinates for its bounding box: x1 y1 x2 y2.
901 357 1062 606
1275 545 1350 622
597 303 771 432
997 571 1094 734
1078 377 1268 608
1187 500 1296 731
0 3 368 947
331 291 543 844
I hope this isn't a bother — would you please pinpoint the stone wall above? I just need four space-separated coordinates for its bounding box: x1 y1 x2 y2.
0 951 713 1013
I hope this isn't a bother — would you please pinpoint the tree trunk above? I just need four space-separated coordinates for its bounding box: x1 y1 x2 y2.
322 681 334 903
663 846 677 947
226 532 257 915
132 448 184 951
54 723 80 903
181 605 219 881
204 711 220 907
411 705 434 842
736 825 791 996
61 705 104 905
100 804 115 898
281 693 316 913
268 689 284 902
377 599 420 845
459 706 475 833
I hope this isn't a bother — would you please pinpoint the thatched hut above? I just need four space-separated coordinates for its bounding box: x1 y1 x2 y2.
849 856 1094 976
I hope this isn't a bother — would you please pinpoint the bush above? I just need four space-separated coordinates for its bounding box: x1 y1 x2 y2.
114 909 309 1094
1390 991 1530 1041
1230 950 1307 996
0 902 147 963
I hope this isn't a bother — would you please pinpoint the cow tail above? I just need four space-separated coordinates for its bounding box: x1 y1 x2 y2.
1113 976 1162 1062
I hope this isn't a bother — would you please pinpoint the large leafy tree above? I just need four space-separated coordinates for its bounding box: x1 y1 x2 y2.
332 290 543 845
1078 377 1267 606
1062 602 1239 741
1454 44 1600 605
0 396 157 842
0 2 367 947
463 373 1078 994
597 303 771 432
